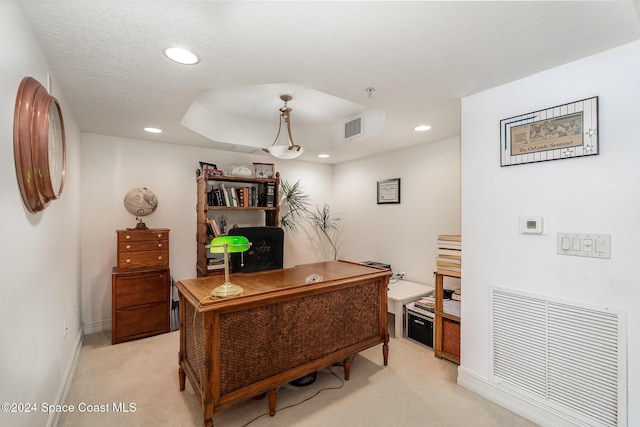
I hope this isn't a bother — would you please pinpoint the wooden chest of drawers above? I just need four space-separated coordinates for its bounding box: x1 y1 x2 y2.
116 228 169 270
112 228 170 344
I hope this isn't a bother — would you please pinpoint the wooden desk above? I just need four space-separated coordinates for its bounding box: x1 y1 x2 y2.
176 260 390 427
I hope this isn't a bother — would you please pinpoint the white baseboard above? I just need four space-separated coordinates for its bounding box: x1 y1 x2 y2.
83 318 111 335
456 367 582 427
47 330 83 427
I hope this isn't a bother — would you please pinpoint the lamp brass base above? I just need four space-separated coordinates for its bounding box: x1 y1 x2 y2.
211 282 244 297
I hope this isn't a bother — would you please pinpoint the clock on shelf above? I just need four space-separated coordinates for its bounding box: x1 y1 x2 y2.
13 76 66 213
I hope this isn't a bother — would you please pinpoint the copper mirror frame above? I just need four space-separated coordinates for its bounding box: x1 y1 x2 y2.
13 76 66 213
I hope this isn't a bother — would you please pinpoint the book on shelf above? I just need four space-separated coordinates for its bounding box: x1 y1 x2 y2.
436 264 461 273
242 187 250 207
436 242 462 250
264 182 276 207
436 234 461 249
436 256 461 264
251 186 258 207
208 218 221 237
414 298 435 313
235 187 245 207
437 234 461 242
451 289 461 301
436 261 461 270
437 248 462 257
206 261 225 270
218 183 230 206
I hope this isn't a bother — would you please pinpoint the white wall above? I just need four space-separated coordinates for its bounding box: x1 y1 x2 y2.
0 1 83 426
333 137 461 285
459 40 640 425
80 134 333 332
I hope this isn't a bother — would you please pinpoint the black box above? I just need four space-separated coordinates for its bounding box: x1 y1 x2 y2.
407 305 433 348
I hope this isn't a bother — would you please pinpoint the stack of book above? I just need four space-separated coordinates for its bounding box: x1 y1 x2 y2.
436 234 461 276
414 296 436 313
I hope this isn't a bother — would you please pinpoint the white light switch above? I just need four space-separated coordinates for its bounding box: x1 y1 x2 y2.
572 238 581 251
557 233 611 259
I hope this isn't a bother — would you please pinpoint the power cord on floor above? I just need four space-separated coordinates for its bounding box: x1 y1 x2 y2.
240 357 356 427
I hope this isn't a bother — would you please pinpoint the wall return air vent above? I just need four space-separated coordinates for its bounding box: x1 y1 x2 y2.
490 287 627 427
344 117 362 139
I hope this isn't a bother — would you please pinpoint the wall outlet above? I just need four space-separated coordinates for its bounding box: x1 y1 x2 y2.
398 272 406 280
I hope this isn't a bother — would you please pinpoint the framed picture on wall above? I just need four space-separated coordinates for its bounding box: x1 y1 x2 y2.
377 178 401 204
253 162 274 178
500 96 599 166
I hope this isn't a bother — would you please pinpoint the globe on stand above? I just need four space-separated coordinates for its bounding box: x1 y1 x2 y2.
123 187 158 230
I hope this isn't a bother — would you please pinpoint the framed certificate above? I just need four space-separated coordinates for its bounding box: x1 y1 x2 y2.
377 178 401 204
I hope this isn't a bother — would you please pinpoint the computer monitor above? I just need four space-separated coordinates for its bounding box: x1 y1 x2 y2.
228 226 284 273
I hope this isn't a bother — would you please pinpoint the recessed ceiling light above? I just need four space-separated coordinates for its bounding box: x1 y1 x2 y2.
163 47 199 65
144 127 162 134
414 125 431 132
318 154 330 158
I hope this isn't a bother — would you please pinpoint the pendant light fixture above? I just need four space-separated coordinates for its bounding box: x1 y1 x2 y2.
263 95 304 160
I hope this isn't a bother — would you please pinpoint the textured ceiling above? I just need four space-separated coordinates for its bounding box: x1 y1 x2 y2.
19 1 640 164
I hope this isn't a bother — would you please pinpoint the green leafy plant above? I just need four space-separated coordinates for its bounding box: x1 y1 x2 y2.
279 179 310 235
307 203 341 260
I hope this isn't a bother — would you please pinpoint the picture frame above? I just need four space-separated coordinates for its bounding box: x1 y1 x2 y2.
377 178 401 204
199 162 218 177
500 96 598 166
253 162 274 179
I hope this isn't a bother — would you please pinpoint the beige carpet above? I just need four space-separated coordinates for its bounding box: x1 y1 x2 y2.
58 330 537 427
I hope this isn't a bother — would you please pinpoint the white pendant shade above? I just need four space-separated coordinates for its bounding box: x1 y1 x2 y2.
266 145 304 160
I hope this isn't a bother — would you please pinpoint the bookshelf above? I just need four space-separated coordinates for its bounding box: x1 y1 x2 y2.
434 234 461 364
195 170 280 277
434 270 460 364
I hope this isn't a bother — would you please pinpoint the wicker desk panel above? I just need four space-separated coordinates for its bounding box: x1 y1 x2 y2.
177 260 390 427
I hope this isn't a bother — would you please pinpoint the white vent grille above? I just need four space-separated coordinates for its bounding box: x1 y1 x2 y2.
344 117 362 139
491 288 626 427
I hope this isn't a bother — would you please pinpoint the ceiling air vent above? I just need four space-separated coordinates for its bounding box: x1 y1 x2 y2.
344 117 362 139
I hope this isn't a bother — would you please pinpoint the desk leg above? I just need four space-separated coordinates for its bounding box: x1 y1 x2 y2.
394 301 403 338
268 389 277 416
383 335 389 366
343 357 351 380
178 364 185 391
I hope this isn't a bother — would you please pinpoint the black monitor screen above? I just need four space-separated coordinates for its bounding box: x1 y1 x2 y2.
228 227 284 273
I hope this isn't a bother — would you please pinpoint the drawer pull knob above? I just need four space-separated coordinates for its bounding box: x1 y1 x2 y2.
158 256 163 260
157 234 162 238
125 235 131 240
126 245 131 249
126 259 131 263
158 243 162 248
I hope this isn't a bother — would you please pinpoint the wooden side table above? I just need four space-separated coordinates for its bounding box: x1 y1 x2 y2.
387 280 434 338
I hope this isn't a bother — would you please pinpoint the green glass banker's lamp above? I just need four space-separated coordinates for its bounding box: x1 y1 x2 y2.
208 235 251 297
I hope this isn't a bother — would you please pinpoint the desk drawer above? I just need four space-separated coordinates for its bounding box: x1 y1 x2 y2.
118 240 168 252
114 269 168 308
118 250 169 269
114 302 168 342
117 229 169 242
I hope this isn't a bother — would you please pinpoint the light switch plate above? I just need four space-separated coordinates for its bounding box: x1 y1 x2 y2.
557 232 611 259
